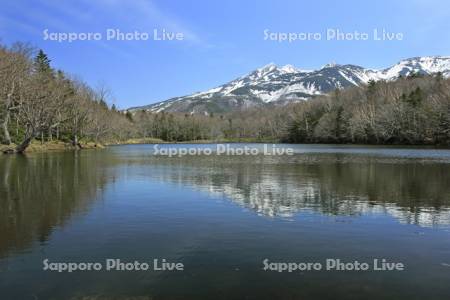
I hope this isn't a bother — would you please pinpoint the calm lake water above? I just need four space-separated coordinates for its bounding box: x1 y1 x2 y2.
1 144 450 300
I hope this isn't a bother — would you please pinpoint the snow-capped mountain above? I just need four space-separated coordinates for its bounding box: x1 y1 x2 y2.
128 56 450 114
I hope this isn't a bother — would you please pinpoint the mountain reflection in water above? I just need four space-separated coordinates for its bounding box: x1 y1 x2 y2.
1 144 450 300
127 151 450 227
1 146 450 259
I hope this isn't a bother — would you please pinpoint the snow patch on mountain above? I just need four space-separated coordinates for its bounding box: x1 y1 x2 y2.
128 56 450 113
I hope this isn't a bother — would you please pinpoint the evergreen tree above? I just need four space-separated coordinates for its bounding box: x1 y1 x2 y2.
366 80 377 100
125 111 133 122
407 87 423 107
34 49 52 74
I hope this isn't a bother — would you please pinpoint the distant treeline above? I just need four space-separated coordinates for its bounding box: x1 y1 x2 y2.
284 74 450 144
0 43 134 153
129 74 450 145
128 107 287 142
2 42 450 151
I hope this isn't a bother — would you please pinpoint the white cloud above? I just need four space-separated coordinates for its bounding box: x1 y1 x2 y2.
78 0 210 46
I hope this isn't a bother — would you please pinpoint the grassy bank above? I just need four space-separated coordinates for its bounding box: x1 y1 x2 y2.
104 137 166 145
106 137 280 145
170 137 280 144
1 137 283 154
1 141 104 154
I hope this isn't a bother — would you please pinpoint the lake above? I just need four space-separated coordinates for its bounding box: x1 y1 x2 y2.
1 144 450 300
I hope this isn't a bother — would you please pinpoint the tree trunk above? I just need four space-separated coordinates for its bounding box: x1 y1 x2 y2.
72 134 83 149
15 118 19 139
2 83 15 145
16 135 33 153
1 112 11 145
2 83 16 145
15 126 36 154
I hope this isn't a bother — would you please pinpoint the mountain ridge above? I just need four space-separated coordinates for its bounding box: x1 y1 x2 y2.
127 56 450 114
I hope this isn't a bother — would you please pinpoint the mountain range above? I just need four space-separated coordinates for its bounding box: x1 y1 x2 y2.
127 56 450 114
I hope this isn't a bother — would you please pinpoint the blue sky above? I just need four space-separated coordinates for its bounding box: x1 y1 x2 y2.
1 0 449 109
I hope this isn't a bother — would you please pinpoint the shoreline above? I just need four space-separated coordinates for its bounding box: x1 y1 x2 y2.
2 139 449 154
0 141 104 154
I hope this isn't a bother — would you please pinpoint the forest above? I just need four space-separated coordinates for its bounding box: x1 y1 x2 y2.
284 74 450 144
0 42 134 153
129 73 450 145
1 42 450 153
